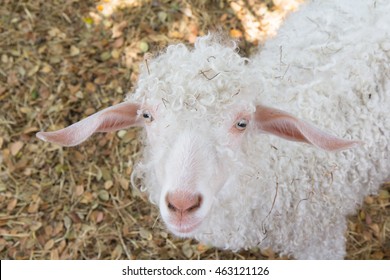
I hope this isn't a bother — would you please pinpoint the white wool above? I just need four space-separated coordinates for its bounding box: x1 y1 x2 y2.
127 0 390 259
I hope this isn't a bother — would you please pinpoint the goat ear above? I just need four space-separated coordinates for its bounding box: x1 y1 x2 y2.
37 102 141 147
254 105 361 151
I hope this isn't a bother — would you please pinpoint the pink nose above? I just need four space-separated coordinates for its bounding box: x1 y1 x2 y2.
166 191 202 214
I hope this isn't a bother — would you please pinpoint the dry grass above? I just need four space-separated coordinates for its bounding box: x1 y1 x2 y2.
0 0 389 260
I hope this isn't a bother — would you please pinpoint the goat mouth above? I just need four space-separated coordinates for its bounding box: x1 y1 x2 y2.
169 220 202 236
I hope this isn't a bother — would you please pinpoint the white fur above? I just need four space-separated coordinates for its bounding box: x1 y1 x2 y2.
125 0 390 259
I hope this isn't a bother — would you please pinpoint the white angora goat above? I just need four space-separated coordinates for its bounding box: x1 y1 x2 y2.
37 0 390 259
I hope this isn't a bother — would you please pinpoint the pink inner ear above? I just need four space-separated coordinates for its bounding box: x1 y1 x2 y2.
37 102 141 147
255 105 362 151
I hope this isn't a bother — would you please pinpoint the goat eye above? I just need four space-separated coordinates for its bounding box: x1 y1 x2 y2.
235 119 248 131
142 111 154 123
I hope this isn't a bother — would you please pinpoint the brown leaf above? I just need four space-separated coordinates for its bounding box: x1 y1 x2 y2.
44 225 53 236
230 29 243 38
119 177 129 190
369 223 380 237
53 222 64 236
371 251 384 259
50 248 60 260
111 49 121 59
7 71 19 86
85 82 97 94
30 221 42 232
22 127 39 134
10 141 24 156
365 213 372 225
40 64 52 73
139 228 152 240
27 65 40 77
113 37 124 48
74 185 84 196
81 191 94 204
96 211 104 223
44 239 55 251
7 198 17 212
111 244 123 259
182 242 193 259
94 75 108 85
112 21 127 38
68 83 80 95
27 202 40 213
70 45 80 56
0 86 6 96
57 240 66 254
39 86 51 99
364 196 374 204
104 180 113 190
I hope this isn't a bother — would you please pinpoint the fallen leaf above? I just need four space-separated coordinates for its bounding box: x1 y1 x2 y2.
27 65 40 77
119 177 129 190
28 202 40 213
111 49 121 59
196 243 209 253
30 221 42 232
44 239 55 251
7 198 17 212
98 190 110 201
22 127 39 134
40 64 52 73
96 211 104 223
158 11 168 22
369 223 380 237
68 83 80 95
112 21 127 38
230 28 243 38
74 185 84 196
139 41 149 53
70 45 80 56
7 71 19 86
50 249 59 260
378 190 390 199
85 107 96 115
113 37 124 48
100 51 111 61
63 216 72 230
104 180 113 190
111 244 123 259
1 54 8 64
85 82 97 93
0 86 6 95
364 196 374 205
117 130 127 138
371 251 384 259
81 192 94 204
10 141 24 156
182 242 193 259
139 228 152 240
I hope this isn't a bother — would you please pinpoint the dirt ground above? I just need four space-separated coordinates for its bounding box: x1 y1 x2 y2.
0 0 389 260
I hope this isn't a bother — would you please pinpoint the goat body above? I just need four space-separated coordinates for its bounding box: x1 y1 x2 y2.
37 0 390 259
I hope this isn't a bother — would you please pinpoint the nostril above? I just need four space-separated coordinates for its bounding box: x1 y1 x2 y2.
167 201 177 212
166 191 202 214
186 195 202 213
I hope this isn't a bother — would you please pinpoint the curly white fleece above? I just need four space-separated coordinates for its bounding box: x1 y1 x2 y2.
127 0 390 259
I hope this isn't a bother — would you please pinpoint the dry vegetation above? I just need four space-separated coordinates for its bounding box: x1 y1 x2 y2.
0 0 389 260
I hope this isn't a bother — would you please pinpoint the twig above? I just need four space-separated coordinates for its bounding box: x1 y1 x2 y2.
199 69 220 80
